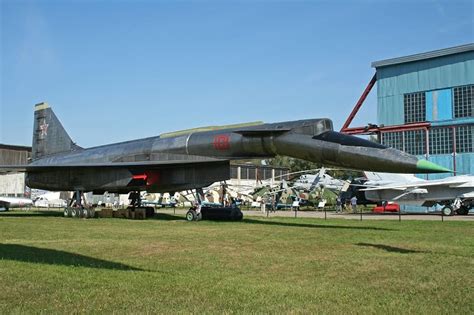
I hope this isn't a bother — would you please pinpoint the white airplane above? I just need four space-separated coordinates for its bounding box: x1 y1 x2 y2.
33 192 67 208
362 172 474 216
0 196 33 211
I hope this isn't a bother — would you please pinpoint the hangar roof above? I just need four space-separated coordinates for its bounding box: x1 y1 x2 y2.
0 144 32 152
372 43 474 68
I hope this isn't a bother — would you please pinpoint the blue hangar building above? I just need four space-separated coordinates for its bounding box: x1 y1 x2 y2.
372 44 474 179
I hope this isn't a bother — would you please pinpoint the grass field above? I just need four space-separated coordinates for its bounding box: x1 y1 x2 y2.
0 210 473 314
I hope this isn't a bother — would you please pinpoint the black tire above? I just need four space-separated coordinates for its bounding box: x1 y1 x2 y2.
235 211 243 221
71 208 79 218
231 209 243 221
145 207 155 218
186 210 197 221
441 206 454 216
63 208 69 217
456 206 469 216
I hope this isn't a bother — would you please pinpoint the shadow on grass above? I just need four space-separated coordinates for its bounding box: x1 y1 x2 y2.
151 212 185 221
356 243 426 254
0 244 144 271
0 210 63 218
243 218 393 231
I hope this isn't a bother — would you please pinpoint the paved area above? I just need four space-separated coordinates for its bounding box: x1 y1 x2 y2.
159 208 474 221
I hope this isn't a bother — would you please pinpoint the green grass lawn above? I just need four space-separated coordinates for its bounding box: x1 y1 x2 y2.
0 210 473 314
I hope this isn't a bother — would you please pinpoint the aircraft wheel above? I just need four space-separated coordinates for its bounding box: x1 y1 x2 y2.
186 210 197 221
71 208 79 218
231 209 243 221
63 208 70 217
441 206 454 216
145 207 155 218
456 206 469 216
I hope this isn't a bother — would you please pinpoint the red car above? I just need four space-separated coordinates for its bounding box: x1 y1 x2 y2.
373 203 400 213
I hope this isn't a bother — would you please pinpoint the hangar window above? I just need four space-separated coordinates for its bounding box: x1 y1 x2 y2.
243 167 250 180
230 166 239 179
429 128 453 155
381 132 403 151
242 166 256 180
274 170 280 180
404 130 426 155
250 167 257 180
453 85 473 118
404 92 426 123
275 169 289 181
456 125 473 153
276 169 283 180
262 168 273 180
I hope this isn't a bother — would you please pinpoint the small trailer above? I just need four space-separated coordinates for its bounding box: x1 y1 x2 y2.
186 206 243 221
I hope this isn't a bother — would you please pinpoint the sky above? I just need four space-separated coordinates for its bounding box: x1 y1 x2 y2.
1 0 473 147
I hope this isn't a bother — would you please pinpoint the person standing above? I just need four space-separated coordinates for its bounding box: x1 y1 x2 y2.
350 196 358 213
336 196 342 213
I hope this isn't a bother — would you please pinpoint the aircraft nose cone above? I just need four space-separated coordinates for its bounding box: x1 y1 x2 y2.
416 159 452 173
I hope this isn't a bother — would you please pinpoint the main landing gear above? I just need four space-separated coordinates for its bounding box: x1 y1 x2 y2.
441 205 454 216
441 199 472 216
456 205 471 216
128 191 155 218
64 190 95 218
186 188 204 222
186 208 203 221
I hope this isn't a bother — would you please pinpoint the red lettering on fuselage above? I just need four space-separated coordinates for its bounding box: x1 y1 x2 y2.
213 134 230 151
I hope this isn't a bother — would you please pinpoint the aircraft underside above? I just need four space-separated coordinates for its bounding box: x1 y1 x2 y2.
26 161 229 194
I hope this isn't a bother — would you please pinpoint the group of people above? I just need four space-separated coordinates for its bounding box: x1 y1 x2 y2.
336 195 358 213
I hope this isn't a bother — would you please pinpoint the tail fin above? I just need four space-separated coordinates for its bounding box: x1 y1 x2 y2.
309 167 326 190
32 102 82 160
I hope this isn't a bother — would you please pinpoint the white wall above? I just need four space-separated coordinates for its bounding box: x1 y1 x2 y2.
0 173 26 196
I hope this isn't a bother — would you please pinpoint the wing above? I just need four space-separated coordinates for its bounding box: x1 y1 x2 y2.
391 188 429 200
361 178 473 192
0 159 229 174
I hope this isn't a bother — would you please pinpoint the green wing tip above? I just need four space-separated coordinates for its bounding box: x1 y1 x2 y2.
416 160 452 173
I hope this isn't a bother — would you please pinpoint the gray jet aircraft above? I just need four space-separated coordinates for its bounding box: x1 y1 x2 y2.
362 172 474 216
1 103 449 204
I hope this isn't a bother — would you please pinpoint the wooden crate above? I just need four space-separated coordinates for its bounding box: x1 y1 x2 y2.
113 209 129 219
134 208 146 220
98 208 113 218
